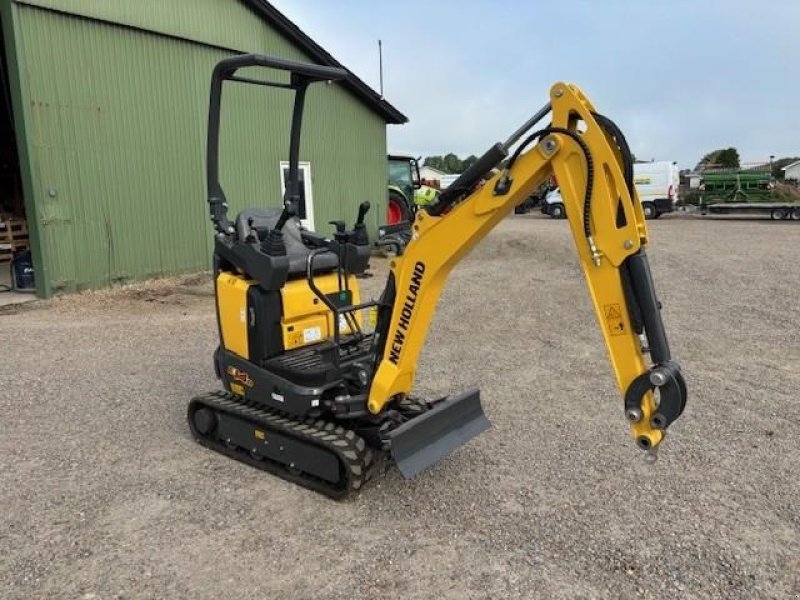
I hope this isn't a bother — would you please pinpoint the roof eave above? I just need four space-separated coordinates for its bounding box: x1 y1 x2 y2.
243 0 408 125
781 160 800 171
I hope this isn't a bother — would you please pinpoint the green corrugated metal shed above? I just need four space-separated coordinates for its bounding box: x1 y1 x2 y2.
0 0 406 296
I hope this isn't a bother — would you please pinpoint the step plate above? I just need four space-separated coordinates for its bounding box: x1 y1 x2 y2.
386 389 490 479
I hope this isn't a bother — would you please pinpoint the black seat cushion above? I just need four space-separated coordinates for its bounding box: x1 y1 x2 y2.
235 208 338 276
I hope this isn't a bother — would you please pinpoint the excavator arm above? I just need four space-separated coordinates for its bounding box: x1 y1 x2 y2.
368 83 687 461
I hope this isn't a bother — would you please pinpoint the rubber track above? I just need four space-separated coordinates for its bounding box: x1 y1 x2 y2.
188 391 375 499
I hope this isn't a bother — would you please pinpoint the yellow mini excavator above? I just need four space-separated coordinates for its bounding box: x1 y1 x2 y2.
188 54 687 498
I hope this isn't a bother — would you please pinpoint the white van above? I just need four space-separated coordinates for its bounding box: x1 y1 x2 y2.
541 160 679 220
633 161 679 219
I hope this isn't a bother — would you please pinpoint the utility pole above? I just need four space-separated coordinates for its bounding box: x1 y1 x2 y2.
378 39 384 98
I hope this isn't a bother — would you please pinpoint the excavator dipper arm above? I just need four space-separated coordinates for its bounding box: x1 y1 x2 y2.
368 83 687 457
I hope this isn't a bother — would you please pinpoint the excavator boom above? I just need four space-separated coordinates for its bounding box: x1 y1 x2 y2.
369 83 687 474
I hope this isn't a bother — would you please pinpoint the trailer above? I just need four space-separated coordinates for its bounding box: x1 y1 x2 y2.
698 167 800 221
702 202 800 220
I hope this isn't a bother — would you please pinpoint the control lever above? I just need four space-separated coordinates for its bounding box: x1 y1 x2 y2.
355 201 371 227
329 220 347 244
352 201 371 245
262 196 295 256
273 186 300 232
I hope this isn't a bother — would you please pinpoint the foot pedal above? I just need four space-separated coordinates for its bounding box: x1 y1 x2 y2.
386 389 490 479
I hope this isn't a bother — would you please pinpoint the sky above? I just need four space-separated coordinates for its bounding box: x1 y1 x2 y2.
271 1 800 170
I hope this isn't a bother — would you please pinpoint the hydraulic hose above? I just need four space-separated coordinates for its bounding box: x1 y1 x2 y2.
505 127 594 241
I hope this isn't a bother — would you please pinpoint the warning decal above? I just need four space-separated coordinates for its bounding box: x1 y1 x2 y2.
603 303 625 336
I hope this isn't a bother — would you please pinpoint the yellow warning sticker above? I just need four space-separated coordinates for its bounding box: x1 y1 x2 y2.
254 430 266 441
603 303 625 336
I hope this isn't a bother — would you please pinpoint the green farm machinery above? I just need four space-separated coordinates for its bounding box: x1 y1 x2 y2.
699 168 799 220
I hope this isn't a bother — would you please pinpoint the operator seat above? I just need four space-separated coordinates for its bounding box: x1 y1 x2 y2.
235 207 339 276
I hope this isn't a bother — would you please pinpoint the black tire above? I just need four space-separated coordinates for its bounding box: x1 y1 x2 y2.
550 203 565 219
771 208 787 221
791 208 800 221
642 202 656 220
653 212 663 219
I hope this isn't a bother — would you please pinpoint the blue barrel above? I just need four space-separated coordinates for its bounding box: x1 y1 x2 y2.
12 250 35 291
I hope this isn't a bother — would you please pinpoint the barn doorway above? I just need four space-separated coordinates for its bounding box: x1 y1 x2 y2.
0 14 35 298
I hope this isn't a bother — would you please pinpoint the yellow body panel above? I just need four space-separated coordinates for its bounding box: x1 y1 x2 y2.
281 273 362 350
367 83 664 449
217 271 364 355
216 272 251 359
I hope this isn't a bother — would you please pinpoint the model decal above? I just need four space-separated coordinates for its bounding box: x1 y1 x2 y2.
388 261 426 365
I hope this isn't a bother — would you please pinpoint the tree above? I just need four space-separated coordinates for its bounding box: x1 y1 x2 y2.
422 153 479 174
442 153 461 174
461 155 479 171
422 155 443 171
717 148 740 169
696 147 740 171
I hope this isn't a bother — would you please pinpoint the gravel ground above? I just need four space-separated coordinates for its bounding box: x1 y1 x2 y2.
2 214 798 599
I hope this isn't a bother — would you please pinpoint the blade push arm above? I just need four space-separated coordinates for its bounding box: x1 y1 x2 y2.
367 83 686 452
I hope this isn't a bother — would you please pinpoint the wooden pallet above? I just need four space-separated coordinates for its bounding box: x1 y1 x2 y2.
0 218 28 242
0 218 29 263
0 218 29 262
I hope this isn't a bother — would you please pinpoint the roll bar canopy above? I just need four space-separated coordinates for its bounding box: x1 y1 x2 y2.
206 54 347 235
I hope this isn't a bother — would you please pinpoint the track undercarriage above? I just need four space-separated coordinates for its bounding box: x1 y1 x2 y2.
188 391 378 498
188 386 488 498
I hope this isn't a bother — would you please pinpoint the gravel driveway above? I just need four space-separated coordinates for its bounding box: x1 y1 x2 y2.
2 214 798 599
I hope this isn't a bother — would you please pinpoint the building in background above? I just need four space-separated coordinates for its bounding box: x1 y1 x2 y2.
418 165 447 188
0 0 406 296
781 160 800 182
439 174 460 189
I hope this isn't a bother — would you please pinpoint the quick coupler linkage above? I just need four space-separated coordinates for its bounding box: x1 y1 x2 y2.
625 362 687 440
620 250 688 450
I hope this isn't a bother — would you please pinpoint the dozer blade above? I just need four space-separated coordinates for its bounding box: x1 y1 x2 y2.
386 389 490 479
